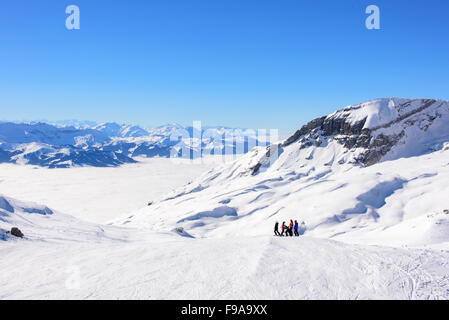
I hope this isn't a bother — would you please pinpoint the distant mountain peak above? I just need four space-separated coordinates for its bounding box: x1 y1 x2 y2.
0 121 270 168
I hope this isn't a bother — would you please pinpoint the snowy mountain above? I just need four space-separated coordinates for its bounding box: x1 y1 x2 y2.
247 97 449 175
51 120 100 129
0 122 134 168
117 98 449 247
0 122 269 168
92 122 150 138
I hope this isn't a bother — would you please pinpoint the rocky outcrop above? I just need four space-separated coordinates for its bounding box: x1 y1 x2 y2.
354 132 405 166
10 227 24 238
251 98 448 175
283 117 326 147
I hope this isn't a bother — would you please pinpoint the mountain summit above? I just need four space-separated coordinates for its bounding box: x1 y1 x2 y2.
248 98 449 175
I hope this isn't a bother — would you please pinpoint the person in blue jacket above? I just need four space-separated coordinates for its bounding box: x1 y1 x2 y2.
294 220 299 236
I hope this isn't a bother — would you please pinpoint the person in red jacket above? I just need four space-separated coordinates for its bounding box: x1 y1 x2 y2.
289 220 294 236
281 221 287 236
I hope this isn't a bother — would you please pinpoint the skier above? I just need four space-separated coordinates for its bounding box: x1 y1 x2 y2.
289 220 294 237
281 221 287 236
274 221 281 236
294 220 299 236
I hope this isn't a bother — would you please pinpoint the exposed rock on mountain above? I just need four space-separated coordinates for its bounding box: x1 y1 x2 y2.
251 98 449 175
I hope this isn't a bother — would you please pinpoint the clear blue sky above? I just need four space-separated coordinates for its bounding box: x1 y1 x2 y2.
0 0 448 135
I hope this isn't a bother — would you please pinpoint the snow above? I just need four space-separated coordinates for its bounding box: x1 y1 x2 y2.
328 97 444 129
0 148 448 299
120 139 449 250
1 98 449 299
1 227 448 299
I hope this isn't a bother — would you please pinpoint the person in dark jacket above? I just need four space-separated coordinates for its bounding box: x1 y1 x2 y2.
294 220 299 236
274 221 281 236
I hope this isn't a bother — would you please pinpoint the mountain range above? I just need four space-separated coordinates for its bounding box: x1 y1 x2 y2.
0 122 269 168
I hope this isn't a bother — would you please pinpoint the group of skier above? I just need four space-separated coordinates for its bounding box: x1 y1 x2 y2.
274 220 304 237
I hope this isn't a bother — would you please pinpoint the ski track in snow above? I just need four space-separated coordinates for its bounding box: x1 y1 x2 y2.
1 234 448 299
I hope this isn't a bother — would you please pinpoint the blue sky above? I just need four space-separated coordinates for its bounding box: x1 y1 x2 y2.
0 0 448 135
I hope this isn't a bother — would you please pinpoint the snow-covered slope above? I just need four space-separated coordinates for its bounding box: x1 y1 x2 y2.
116 98 449 247
3 232 449 299
0 195 134 243
1 194 449 299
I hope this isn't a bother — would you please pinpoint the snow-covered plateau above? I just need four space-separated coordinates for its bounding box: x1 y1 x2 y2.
1 98 449 300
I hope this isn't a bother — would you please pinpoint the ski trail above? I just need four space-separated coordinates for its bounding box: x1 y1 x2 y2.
1 233 449 299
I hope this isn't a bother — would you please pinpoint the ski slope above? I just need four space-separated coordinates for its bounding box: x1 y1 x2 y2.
1 228 448 299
